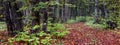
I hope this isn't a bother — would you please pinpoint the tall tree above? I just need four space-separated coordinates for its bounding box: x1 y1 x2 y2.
94 0 99 23
3 0 23 36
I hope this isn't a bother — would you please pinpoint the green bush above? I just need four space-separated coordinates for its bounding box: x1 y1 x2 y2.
0 22 7 30
8 22 69 45
48 22 69 37
67 16 94 23
85 20 106 29
76 16 86 22
67 19 77 23
85 16 94 21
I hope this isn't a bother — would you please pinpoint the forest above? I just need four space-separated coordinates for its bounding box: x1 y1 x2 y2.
0 0 120 45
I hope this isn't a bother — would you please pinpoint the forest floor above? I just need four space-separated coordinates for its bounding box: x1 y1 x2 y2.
59 23 120 45
1 23 120 45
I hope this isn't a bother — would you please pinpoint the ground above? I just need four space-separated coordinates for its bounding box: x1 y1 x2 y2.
60 23 120 45
1 23 120 45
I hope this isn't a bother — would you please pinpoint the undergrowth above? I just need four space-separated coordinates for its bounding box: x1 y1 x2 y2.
67 16 106 29
85 20 106 29
8 22 69 45
67 16 93 23
0 22 6 30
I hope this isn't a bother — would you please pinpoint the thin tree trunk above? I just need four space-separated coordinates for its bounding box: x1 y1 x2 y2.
56 0 60 22
23 2 31 25
94 0 99 23
30 0 41 33
41 0 49 32
65 0 69 22
103 4 108 21
61 1 65 22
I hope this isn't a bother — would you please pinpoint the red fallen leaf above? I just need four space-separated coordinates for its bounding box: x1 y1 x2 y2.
61 23 120 45
1 23 120 45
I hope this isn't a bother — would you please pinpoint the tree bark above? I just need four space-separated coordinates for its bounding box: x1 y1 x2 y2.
55 0 60 22
103 4 108 21
94 0 99 23
30 0 41 33
41 0 49 32
3 0 23 36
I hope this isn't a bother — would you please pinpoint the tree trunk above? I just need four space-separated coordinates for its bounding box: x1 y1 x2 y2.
0 0 4 21
55 0 60 22
65 0 70 22
3 0 23 36
103 4 108 21
94 0 99 23
30 0 41 33
61 1 65 22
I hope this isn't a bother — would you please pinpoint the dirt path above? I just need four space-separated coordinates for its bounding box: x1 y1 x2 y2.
61 23 120 45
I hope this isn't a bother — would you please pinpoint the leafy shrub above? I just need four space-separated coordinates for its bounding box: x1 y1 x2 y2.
0 22 7 30
48 22 69 37
76 16 86 22
85 16 94 21
67 19 77 23
85 20 106 29
8 23 69 45
109 14 120 29
67 16 94 23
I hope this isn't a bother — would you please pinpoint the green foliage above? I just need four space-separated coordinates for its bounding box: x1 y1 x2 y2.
33 0 75 11
67 19 77 23
0 15 3 18
7 0 70 45
0 6 3 10
18 6 28 11
85 20 106 29
67 16 94 23
76 16 86 22
40 36 51 45
85 16 94 21
8 31 40 45
47 22 69 37
34 2 48 11
8 38 14 45
8 22 68 45
0 22 7 30
37 31 47 37
33 25 41 30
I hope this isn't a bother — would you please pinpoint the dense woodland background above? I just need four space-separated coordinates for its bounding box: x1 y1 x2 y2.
0 0 120 45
